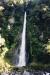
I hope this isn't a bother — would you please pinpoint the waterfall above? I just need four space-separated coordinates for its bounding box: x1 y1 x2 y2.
17 12 26 67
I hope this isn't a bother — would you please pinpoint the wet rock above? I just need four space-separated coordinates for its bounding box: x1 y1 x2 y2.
1 71 50 75
23 70 30 75
1 72 9 75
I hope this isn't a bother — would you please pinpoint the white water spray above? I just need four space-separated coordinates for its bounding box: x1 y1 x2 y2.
17 12 26 67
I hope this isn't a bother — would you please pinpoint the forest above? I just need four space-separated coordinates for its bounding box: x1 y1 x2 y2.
0 0 50 72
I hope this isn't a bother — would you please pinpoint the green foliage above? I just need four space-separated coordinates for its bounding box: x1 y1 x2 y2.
0 1 50 67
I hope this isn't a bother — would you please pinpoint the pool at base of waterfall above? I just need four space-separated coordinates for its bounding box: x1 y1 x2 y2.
1 70 50 75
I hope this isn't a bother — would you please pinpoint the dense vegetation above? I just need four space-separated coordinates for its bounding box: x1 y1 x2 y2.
0 0 50 71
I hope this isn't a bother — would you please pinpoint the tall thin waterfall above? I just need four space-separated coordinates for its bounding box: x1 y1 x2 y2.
17 12 26 67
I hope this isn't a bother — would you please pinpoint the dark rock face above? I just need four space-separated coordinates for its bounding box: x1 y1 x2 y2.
39 0 48 4
1 70 50 75
0 0 4 2
0 0 9 3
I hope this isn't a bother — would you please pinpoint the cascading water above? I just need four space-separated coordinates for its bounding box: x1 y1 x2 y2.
17 12 26 67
